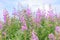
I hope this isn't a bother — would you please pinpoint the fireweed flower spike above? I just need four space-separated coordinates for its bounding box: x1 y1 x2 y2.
55 26 60 40
31 30 39 40
3 9 8 23
26 8 31 16
12 8 18 19
21 24 27 31
36 8 42 17
35 8 42 23
48 33 55 40
48 9 54 18
48 5 55 20
55 26 60 33
12 8 17 15
20 16 26 24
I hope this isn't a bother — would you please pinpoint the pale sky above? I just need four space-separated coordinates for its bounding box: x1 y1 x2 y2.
0 0 60 20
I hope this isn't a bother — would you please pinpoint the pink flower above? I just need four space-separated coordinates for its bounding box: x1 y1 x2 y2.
20 16 26 24
3 9 8 16
55 26 60 33
48 10 54 18
48 33 55 40
47 5 55 19
3 9 8 23
12 8 17 15
26 8 31 16
31 30 39 40
3 15 6 23
21 24 27 31
35 8 42 23
36 8 42 17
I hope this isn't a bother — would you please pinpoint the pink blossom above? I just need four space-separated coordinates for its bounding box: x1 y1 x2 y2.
3 9 8 23
48 10 54 18
20 16 27 31
35 8 42 23
26 8 31 16
3 9 8 16
31 30 39 40
12 8 17 15
20 16 26 24
55 26 60 33
3 15 6 23
36 8 42 17
48 5 55 19
48 33 55 40
21 24 27 31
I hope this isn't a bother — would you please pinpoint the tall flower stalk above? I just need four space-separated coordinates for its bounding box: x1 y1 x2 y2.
26 8 31 17
55 26 60 40
12 8 17 19
30 30 39 40
3 9 10 25
35 8 42 23
3 9 8 23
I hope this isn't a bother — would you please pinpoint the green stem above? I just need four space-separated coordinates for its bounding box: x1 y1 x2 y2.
24 31 26 40
0 30 2 40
